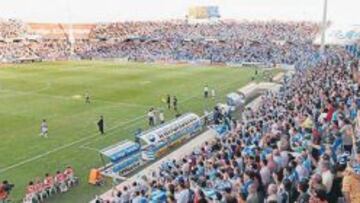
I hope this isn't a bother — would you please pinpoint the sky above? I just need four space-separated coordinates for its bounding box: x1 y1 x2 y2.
0 0 359 25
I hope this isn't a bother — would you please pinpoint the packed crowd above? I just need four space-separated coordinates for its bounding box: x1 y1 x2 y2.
23 166 78 203
94 53 360 203
0 19 39 62
0 42 37 61
83 21 321 67
0 19 327 68
0 19 26 39
29 39 72 60
1 18 359 203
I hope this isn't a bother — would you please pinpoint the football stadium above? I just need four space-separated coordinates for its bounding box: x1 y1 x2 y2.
0 0 360 203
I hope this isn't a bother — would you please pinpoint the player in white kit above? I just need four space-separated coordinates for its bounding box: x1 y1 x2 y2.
40 119 48 138
159 110 165 124
211 89 216 99
85 91 91 104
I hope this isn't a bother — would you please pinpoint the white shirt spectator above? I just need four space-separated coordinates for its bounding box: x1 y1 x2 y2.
159 112 165 123
322 169 334 193
260 166 271 186
175 188 190 203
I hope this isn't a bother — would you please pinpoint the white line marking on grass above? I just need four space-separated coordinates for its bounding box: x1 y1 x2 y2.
78 145 100 152
72 94 82 99
78 94 203 150
81 79 247 149
0 135 95 173
0 75 251 173
79 114 146 149
0 114 147 173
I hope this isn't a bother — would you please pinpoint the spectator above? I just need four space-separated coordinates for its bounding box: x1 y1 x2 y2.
297 179 310 203
342 149 360 203
175 179 190 203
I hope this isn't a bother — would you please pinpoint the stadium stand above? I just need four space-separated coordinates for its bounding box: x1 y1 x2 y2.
92 52 360 203
0 18 26 39
0 17 359 203
0 19 330 68
83 20 322 67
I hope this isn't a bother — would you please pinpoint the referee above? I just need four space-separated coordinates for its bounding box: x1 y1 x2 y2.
173 96 178 111
97 115 105 135
166 94 171 109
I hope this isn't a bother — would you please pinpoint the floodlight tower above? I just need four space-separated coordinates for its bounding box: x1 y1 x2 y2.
320 0 328 53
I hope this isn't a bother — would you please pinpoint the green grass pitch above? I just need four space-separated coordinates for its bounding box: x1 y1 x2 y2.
0 60 275 202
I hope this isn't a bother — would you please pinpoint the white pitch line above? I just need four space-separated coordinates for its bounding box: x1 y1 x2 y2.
0 114 147 173
79 114 146 148
78 145 100 152
0 75 253 173
0 135 95 173
80 78 249 148
78 93 206 150
1 92 187 173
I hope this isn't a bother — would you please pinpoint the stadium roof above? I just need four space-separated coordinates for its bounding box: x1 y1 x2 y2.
1 0 359 24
